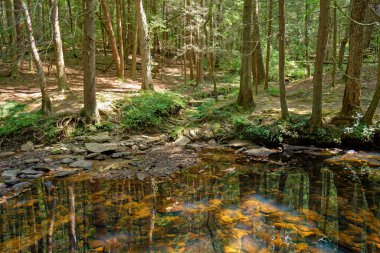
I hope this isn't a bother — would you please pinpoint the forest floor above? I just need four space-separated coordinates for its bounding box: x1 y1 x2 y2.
1 56 380 200
0 57 379 122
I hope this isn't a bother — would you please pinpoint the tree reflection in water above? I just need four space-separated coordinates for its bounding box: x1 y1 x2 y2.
0 159 379 252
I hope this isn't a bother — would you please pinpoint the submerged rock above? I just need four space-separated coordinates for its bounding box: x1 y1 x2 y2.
85 143 120 153
12 181 32 191
54 169 79 178
5 178 20 186
136 172 146 181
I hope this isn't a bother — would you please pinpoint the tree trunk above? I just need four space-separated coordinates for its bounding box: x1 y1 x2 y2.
131 8 138 78
100 0 123 79
252 0 265 84
49 0 69 92
331 0 337 87
206 0 217 99
136 0 154 90
237 0 254 108
4 0 15 47
338 0 353 69
341 0 369 117
278 0 289 120
264 0 272 91
82 0 99 122
116 0 125 80
11 0 23 78
310 0 330 129
363 43 380 125
196 0 205 86
20 0 53 115
304 0 310 77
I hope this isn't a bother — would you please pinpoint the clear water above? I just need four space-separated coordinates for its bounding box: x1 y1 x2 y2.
0 151 379 252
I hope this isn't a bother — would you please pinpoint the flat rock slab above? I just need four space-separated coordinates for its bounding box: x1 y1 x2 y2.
0 152 16 159
84 132 111 143
326 151 380 167
12 182 32 191
112 151 132 158
85 143 120 153
54 169 79 178
227 140 254 148
62 158 75 164
1 169 21 178
25 159 40 164
20 169 42 175
20 173 43 179
173 136 191 146
69 160 93 170
244 147 279 157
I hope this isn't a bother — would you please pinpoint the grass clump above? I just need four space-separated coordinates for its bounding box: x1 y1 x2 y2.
121 91 186 130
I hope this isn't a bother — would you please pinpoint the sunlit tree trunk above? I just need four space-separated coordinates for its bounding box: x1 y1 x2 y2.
205 0 217 99
237 0 254 108
82 0 99 122
100 0 123 79
131 9 138 78
11 0 23 78
68 185 77 252
20 0 53 115
136 0 154 90
116 0 125 80
49 0 69 92
187 0 194 80
341 0 369 118
310 0 330 129
46 188 57 253
278 0 289 120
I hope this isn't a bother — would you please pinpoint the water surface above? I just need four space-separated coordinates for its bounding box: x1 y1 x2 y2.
1 152 380 252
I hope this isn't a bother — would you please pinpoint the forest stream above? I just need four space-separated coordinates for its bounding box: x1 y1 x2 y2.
0 149 379 253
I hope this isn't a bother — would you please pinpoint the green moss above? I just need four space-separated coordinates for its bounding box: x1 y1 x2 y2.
121 91 187 130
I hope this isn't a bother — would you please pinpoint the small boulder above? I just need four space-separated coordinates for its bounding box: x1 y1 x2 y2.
85 143 120 153
43 158 53 163
20 169 42 175
71 147 87 154
69 160 93 170
61 158 75 164
111 152 132 158
227 140 254 149
0 183 5 189
21 141 34 152
136 172 146 181
244 147 279 157
173 136 191 146
84 132 111 143
5 178 20 186
20 173 43 179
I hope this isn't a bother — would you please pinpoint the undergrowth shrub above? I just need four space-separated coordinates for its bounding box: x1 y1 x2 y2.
121 92 186 130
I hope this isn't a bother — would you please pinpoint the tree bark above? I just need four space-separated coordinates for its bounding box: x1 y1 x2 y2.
131 7 138 78
341 0 369 117
252 0 265 84
237 0 254 108
278 0 289 120
116 0 125 79
136 0 154 90
363 43 380 125
49 0 69 92
82 0 99 122
331 0 337 87
11 0 23 78
310 0 330 129
264 0 272 91
100 0 123 79
20 0 53 115
304 0 310 77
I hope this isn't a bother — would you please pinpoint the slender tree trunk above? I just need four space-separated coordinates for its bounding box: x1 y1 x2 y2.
116 0 125 79
205 0 217 99
49 0 69 92
136 0 154 90
252 0 265 84
11 0 23 78
152 0 160 55
341 0 369 117
363 43 380 125
331 0 337 87
4 0 15 48
131 8 138 78
20 0 53 115
237 0 254 108
278 0 289 120
196 0 205 86
82 0 99 122
100 0 123 79
310 0 330 129
187 0 195 80
304 0 310 77
264 0 273 91
338 0 353 69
